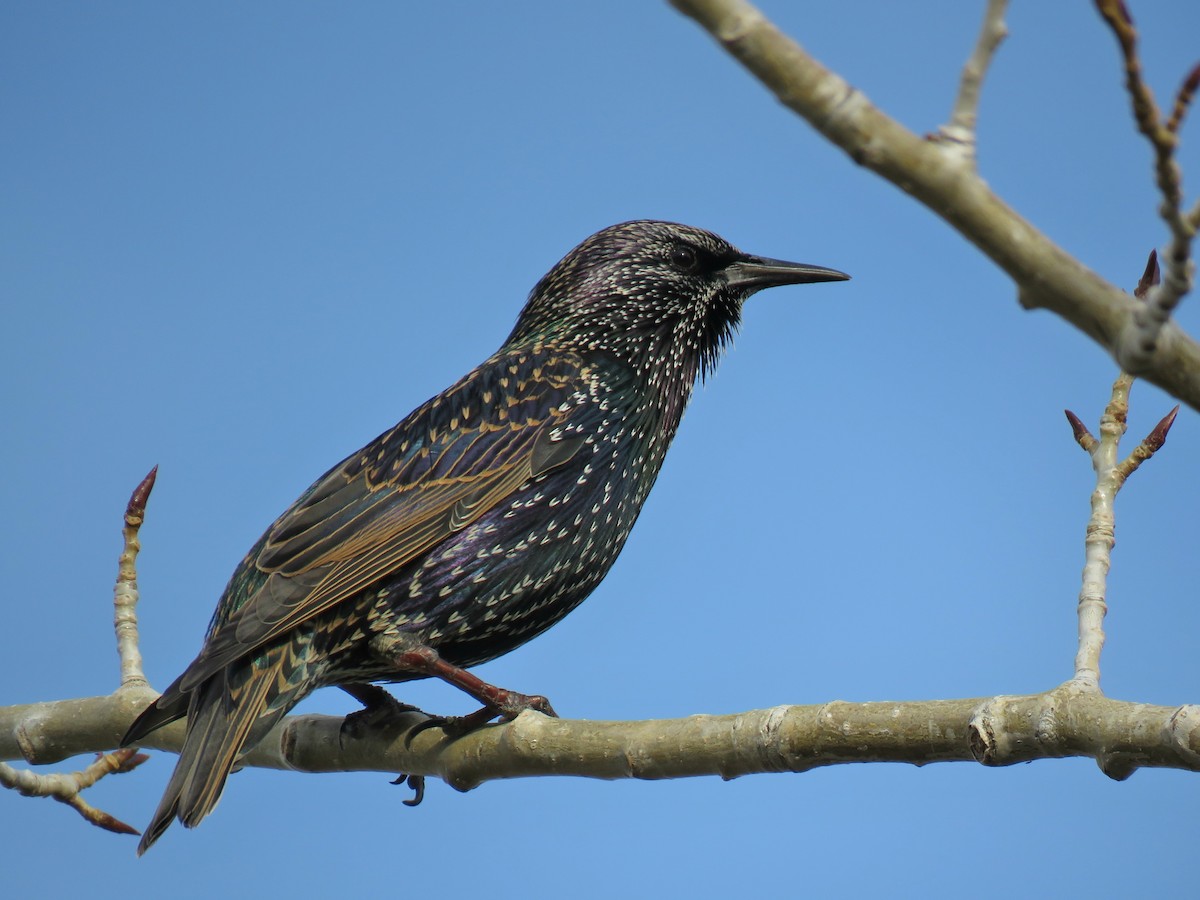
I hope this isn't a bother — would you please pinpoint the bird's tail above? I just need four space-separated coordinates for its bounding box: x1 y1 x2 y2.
128 642 311 855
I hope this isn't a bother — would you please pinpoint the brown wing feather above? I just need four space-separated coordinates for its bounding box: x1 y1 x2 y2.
228 459 537 650
175 351 589 692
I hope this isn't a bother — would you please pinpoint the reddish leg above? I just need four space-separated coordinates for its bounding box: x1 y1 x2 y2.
368 633 557 739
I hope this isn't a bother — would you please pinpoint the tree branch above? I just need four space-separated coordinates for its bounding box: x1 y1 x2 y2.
6 690 1200 789
668 0 1200 410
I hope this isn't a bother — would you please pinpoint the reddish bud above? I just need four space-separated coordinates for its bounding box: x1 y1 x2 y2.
1145 405 1181 450
124 465 158 523
1134 250 1160 299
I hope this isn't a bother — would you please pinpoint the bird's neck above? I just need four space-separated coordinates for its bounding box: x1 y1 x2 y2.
580 323 706 448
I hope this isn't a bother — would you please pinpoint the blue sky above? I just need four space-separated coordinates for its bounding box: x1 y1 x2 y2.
4 2 1199 896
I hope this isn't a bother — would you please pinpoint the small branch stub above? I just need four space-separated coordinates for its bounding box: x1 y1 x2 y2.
936 0 1009 163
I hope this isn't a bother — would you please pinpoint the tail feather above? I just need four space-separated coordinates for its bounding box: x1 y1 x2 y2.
177 670 275 829
134 643 311 855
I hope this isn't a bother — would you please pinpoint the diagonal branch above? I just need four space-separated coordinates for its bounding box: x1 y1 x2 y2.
668 0 1200 411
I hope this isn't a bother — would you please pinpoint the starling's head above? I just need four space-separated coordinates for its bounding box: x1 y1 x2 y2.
507 220 848 379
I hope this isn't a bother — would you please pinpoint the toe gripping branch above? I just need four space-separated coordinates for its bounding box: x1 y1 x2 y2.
343 634 560 804
367 632 557 731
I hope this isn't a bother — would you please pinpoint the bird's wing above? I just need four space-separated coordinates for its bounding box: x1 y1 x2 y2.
176 349 593 691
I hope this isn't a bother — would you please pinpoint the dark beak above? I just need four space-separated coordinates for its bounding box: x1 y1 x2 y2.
723 254 850 291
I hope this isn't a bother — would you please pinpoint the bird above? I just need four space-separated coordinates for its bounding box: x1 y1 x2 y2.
123 219 848 853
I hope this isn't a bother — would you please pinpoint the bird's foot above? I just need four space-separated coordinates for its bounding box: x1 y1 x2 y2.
403 705 498 746
339 683 426 748
404 690 557 746
368 634 558 744
487 687 558 721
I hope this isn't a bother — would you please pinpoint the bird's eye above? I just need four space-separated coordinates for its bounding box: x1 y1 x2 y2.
669 245 701 273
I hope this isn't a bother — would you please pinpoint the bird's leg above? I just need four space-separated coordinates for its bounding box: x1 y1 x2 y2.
369 633 557 740
338 682 426 744
339 682 428 806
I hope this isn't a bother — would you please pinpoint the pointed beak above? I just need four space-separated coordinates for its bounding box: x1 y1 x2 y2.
722 254 850 291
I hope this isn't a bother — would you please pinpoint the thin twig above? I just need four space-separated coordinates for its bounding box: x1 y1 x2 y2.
114 466 156 689
935 0 1009 165
1068 253 1180 689
1074 395 1178 687
0 750 147 835
1095 0 1197 372
1165 62 1200 135
1071 372 1131 690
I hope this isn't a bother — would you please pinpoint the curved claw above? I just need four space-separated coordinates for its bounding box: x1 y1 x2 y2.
403 715 450 748
402 692 558 748
403 706 497 748
389 773 426 807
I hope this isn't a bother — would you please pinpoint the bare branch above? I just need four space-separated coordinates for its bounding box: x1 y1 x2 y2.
668 0 1200 410
1094 0 1197 370
935 0 1009 164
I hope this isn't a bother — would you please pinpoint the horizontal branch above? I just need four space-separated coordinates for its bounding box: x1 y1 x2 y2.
669 0 1200 411
5 685 1200 790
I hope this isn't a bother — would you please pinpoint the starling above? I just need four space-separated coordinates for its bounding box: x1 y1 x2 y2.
123 220 848 852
